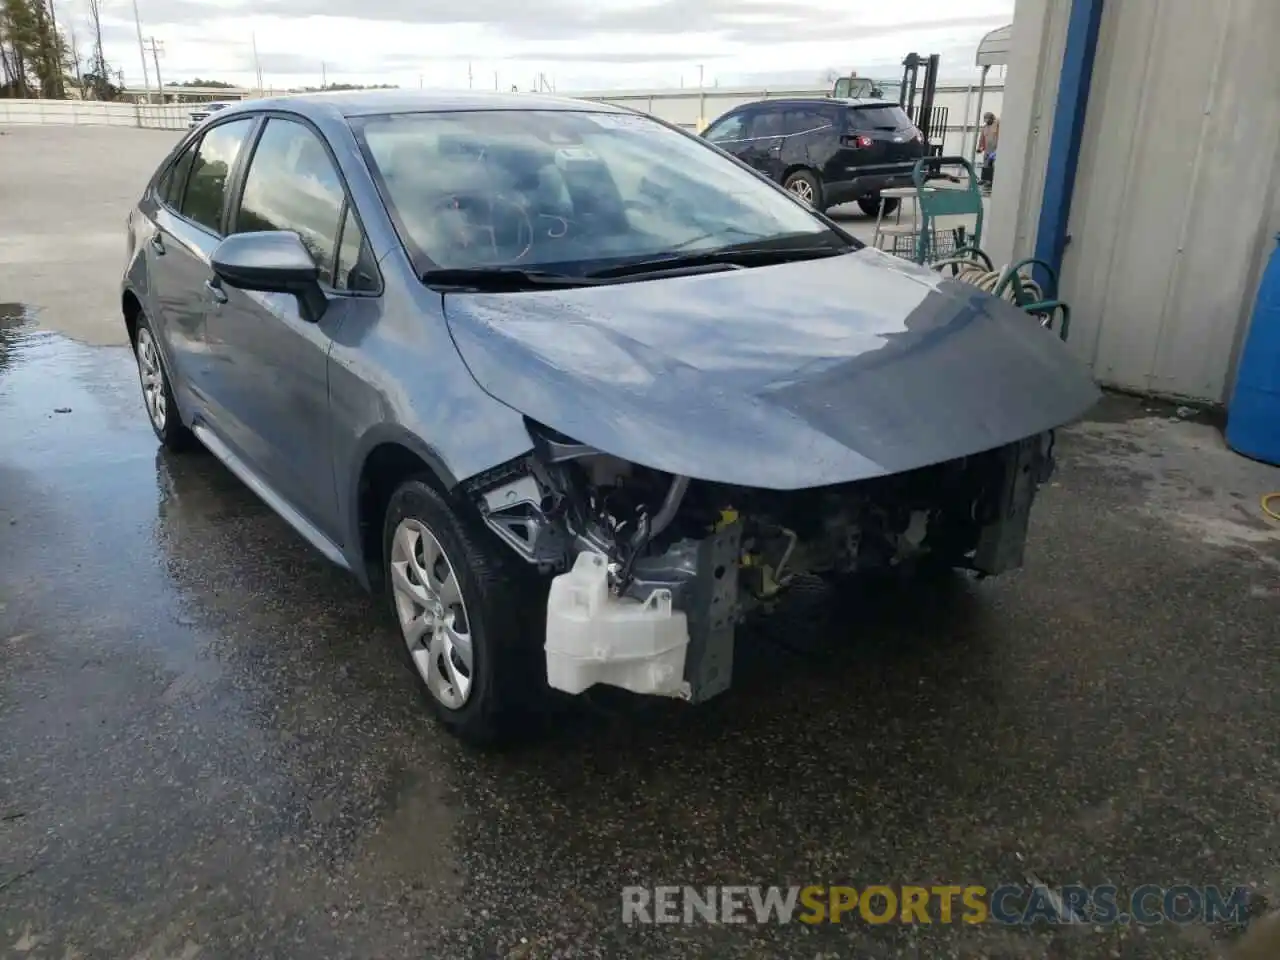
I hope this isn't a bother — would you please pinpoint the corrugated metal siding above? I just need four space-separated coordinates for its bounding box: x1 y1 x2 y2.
1060 0 1280 401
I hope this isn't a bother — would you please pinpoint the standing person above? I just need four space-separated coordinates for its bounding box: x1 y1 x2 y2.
977 112 999 192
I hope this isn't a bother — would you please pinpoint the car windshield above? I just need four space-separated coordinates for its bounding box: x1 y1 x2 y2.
354 109 853 275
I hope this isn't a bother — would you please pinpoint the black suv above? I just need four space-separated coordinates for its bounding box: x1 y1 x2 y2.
701 97 926 216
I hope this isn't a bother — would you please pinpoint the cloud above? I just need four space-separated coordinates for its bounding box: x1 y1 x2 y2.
141 0 1007 45
94 0 1014 91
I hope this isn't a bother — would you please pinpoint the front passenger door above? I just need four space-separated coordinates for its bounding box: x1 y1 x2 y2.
739 107 786 182
209 115 380 542
701 110 751 162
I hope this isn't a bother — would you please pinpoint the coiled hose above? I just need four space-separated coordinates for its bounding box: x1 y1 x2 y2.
1263 493 1280 522
931 257 1044 304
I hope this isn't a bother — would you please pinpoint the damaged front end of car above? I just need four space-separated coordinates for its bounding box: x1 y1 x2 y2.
463 419 1057 704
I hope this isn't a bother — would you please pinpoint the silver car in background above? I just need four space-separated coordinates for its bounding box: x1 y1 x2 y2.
187 100 234 128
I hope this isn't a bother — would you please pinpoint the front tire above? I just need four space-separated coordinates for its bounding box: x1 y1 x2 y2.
382 477 542 745
857 195 901 218
783 169 823 209
133 315 195 451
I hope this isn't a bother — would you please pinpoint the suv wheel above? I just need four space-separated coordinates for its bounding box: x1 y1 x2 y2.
783 170 823 208
133 317 195 451
383 477 543 745
857 195 901 218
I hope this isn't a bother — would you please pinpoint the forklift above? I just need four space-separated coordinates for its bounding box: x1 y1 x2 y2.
831 52 946 157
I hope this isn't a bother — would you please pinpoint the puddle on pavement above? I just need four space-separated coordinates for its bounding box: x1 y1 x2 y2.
1 309 470 950
0 304 224 683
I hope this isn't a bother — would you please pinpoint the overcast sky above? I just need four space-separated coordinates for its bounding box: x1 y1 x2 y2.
79 0 1013 92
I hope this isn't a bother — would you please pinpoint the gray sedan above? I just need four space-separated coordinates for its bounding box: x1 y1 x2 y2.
122 91 1099 744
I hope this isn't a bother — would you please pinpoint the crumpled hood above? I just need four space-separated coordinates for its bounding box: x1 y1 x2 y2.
442 248 1101 489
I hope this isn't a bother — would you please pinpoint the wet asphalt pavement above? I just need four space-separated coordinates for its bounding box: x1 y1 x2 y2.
3 310 1279 960
2 127 1280 960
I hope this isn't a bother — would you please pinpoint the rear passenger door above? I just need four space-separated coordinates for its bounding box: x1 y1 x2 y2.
782 106 838 175
147 117 256 411
210 114 380 542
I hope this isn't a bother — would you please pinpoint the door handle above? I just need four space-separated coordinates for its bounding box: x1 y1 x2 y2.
150 234 165 255
204 278 228 304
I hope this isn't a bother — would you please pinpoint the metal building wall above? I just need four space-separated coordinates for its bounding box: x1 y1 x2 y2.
1062 0 1280 401
996 0 1280 402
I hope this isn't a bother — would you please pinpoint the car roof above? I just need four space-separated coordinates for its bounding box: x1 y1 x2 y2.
736 96 902 110
215 89 628 120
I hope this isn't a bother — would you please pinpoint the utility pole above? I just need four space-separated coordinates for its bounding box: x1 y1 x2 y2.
144 36 164 102
250 32 263 92
698 64 704 88
321 61 327 87
467 61 473 88
493 71 498 91
130 0 152 102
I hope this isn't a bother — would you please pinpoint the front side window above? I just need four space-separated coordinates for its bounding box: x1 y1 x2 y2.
159 143 197 208
702 112 746 143
334 206 379 292
234 117 347 285
356 109 850 275
180 117 255 233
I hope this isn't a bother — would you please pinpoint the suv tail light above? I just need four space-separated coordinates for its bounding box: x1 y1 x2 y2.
841 134 874 149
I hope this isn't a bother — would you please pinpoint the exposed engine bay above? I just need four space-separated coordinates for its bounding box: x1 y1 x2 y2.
464 420 1056 703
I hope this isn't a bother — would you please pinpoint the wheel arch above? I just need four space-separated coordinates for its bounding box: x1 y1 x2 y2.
122 288 143 345
781 163 820 185
349 425 459 592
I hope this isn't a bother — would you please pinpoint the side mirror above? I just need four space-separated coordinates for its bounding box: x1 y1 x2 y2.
210 231 327 322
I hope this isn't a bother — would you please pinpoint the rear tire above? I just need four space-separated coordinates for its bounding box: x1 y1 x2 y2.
382 477 544 746
857 195 901 218
132 314 196 452
783 169 823 209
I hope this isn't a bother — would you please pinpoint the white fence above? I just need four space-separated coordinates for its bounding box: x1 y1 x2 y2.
1 83 1004 159
0 99 191 129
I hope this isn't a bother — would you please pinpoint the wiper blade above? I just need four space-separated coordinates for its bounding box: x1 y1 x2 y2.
421 267 603 290
586 245 847 280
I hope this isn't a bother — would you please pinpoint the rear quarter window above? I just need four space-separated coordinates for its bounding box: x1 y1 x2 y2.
847 106 913 131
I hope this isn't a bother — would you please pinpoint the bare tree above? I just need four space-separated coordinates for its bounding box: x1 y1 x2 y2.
84 0 111 98
67 19 82 97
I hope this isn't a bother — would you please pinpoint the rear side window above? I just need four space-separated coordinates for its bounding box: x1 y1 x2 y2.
783 108 832 136
180 117 255 233
846 105 913 132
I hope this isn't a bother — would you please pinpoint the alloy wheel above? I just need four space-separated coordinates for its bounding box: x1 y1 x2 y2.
789 179 815 204
390 517 474 710
135 327 167 432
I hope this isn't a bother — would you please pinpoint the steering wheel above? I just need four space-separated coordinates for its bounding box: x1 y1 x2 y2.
429 192 535 263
